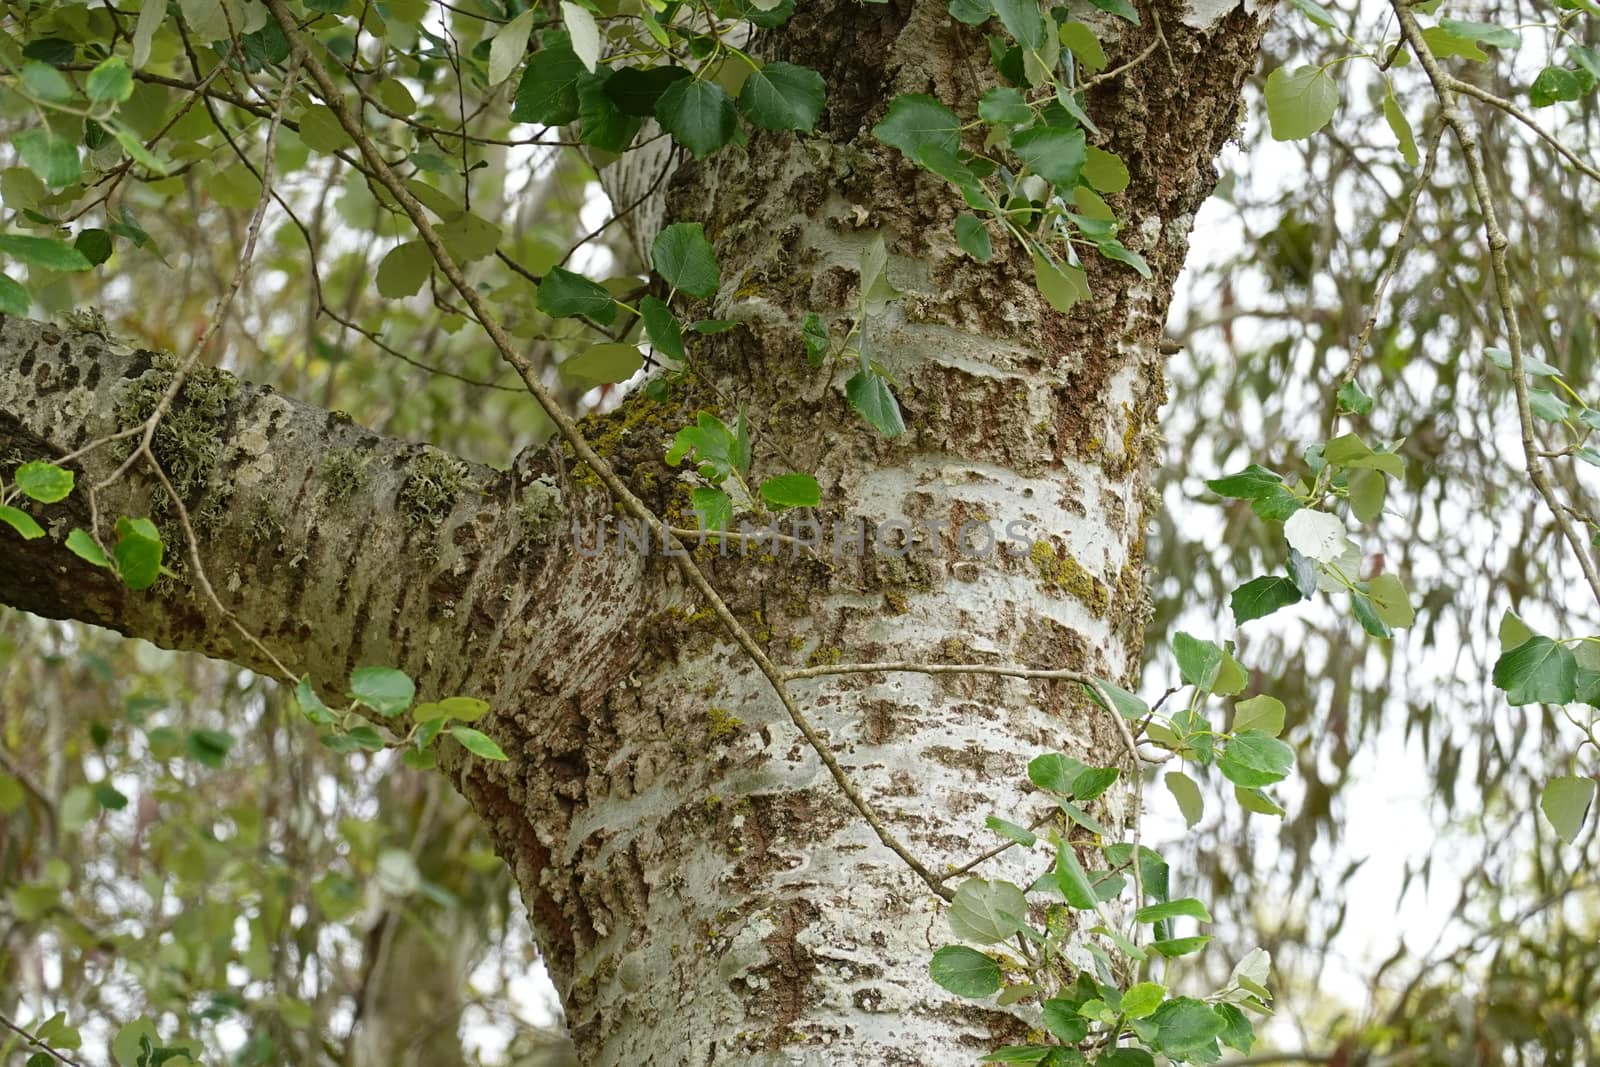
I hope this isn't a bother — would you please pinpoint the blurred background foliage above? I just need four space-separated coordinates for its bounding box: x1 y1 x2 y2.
1 0 1599 1062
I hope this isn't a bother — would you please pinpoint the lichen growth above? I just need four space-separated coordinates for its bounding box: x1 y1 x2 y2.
244 498 286 546
884 587 910 615
515 475 564 544
806 645 841 667
1031 541 1110 617
320 448 369 507
398 448 468 536
113 352 239 499
705 707 744 741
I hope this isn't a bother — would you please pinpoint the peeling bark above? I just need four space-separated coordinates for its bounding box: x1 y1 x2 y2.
0 1 1271 1063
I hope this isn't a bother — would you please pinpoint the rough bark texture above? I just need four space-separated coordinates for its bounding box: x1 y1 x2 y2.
0 1 1271 1063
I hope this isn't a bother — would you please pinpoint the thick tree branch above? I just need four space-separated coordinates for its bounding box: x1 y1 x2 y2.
0 315 577 697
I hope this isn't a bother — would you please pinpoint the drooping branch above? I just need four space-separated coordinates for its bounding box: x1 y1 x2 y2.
0 315 576 697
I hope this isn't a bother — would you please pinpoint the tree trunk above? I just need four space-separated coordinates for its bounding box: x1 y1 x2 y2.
0 1 1270 1062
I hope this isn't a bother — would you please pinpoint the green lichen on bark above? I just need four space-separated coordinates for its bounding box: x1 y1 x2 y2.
1030 540 1110 618
113 353 240 499
320 448 369 507
398 448 468 535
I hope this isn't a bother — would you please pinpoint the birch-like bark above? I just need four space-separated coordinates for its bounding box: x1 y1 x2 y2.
0 0 1271 1062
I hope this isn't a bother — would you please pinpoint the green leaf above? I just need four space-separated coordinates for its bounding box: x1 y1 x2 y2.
297 106 355 152
1041 1000 1090 1042
1083 677 1147 719
0 504 44 540
955 214 994 261
187 728 234 768
985 815 1037 847
295 677 337 726
738 62 826 131
13 460 73 503
948 877 1029 943
1054 844 1098 909
1540 775 1596 843
65 527 109 566
1088 0 1140 23
450 725 508 760
349 666 415 716
691 486 732 531
604 66 690 116
1082 145 1130 193
873 94 961 159
979 87 1032 125
113 516 162 589
1206 465 1286 500
1349 467 1386 523
656 79 737 159
1097 239 1150 277
1337 378 1375 414
1136 897 1212 924
1233 694 1286 737
1172 631 1223 690
577 72 644 153
86 56 134 103
1059 21 1106 72
18 131 79 188
1287 0 1337 28
537 266 617 323
75 228 113 266
667 412 740 481
1366 573 1415 628
791 313 828 370
1012 125 1085 186
1029 752 1086 794
651 222 721 298
1215 1002 1255 1054
1264 65 1339 140
0 233 92 272
1382 89 1419 166
560 343 643 387
1421 24 1487 61
0 273 28 315
1492 635 1578 705
1218 730 1295 788
1350 591 1392 639
560 0 602 71
1530 65 1593 106
1030 249 1088 313
375 241 431 299
929 945 1002 997
948 0 993 22
993 0 1046 47
845 367 906 437
488 8 536 86
1438 17 1519 48
511 31 586 124
1150 997 1226 1055
1165 770 1203 828
1230 575 1303 624
21 61 74 102
758 473 821 509
1485 346 1560 376
412 697 490 724
1529 389 1570 422
640 296 685 360
1235 785 1285 816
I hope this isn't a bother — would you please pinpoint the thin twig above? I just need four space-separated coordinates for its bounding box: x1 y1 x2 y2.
0 1010 86 1067
1333 120 1444 425
1445 75 1600 186
1391 0 1600 607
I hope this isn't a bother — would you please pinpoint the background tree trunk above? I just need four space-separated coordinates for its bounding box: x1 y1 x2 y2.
0 1 1271 1062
